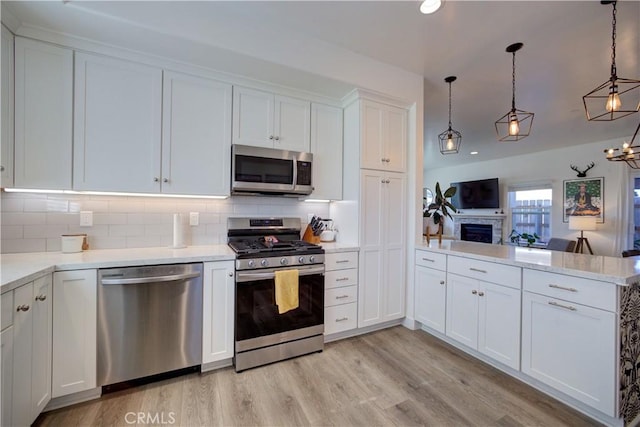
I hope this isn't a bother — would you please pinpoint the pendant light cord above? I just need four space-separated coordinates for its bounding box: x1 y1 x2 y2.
511 50 516 112
448 80 453 130
610 1 617 78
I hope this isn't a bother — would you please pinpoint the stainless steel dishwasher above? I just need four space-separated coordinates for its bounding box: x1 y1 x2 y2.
97 263 203 387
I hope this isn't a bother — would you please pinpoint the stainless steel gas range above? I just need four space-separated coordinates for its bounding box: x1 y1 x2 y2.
227 217 325 372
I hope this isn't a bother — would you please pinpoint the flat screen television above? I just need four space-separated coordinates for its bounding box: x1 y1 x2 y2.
450 178 500 209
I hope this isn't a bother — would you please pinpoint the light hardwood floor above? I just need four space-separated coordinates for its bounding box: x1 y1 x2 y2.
35 326 600 426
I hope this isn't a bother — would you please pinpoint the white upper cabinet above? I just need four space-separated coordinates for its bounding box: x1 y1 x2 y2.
309 103 343 200
360 99 407 172
73 52 163 193
1 26 14 188
233 86 311 152
14 37 73 189
162 71 232 196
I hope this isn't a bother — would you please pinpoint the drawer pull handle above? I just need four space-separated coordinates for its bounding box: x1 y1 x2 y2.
478 291 485 297
422 258 435 262
16 304 30 312
548 284 578 292
336 260 350 264
472 290 478 295
336 317 349 322
336 277 350 282
469 268 487 273
336 295 350 299
548 301 577 311
35 295 47 301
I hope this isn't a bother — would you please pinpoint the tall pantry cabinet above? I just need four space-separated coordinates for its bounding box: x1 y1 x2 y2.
341 92 408 328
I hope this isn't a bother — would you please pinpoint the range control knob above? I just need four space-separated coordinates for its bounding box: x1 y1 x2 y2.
298 256 305 264
280 258 289 266
261 259 269 267
309 255 315 263
247 260 255 268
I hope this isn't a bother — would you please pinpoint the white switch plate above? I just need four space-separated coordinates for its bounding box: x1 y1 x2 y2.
189 212 199 226
79 211 93 227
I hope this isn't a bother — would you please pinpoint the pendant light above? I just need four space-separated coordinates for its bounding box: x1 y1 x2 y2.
604 121 640 168
495 42 534 142
438 76 462 155
583 1 640 121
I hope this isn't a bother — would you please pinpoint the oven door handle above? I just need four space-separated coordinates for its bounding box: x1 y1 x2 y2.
236 265 324 283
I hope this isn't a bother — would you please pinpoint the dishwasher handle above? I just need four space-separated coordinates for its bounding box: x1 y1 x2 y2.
101 271 201 285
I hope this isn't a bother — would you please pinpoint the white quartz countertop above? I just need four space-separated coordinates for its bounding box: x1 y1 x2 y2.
1 243 360 293
416 240 640 286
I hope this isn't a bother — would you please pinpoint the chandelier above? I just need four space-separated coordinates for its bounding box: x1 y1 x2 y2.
438 76 462 155
604 122 640 168
495 43 534 142
583 1 640 121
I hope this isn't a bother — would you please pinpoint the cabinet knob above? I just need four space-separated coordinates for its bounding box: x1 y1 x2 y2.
274 136 280 141
269 135 274 140
478 291 485 297
16 304 30 312
471 290 477 295
163 178 169 183
35 294 47 301
228 272 233 277
381 158 385 162
439 280 445 285
0 165 4 172
154 177 160 182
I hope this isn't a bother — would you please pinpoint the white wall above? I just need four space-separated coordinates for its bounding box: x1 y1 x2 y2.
0 192 329 253
424 137 630 257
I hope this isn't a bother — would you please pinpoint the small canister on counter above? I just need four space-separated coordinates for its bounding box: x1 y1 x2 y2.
61 234 88 253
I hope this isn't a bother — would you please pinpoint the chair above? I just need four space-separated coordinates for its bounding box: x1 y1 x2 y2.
545 238 576 252
622 249 640 257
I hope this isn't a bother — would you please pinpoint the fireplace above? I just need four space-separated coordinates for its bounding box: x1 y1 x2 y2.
461 223 492 244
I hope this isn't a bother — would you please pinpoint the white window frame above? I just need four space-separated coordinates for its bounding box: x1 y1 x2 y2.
508 181 553 246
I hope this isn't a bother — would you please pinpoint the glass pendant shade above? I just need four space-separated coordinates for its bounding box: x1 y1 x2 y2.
583 1 640 121
604 121 640 168
439 76 461 155
495 43 534 142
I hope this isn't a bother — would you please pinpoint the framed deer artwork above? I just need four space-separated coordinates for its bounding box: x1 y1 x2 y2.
563 177 604 223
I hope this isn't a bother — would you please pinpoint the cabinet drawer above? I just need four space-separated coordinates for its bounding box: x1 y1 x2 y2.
325 252 358 271
325 285 357 307
325 303 357 335
325 269 357 289
1 290 13 330
416 250 446 271
523 269 616 312
448 256 521 289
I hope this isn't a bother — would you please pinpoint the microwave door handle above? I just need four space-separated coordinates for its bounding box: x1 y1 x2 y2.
291 154 298 190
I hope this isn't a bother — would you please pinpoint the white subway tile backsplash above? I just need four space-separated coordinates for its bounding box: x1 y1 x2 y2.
46 238 62 252
2 213 46 225
94 213 127 225
108 200 145 213
1 225 23 239
109 224 145 237
89 236 127 249
24 224 69 239
127 213 163 225
126 236 163 248
1 198 24 212
46 213 78 225
1 239 46 253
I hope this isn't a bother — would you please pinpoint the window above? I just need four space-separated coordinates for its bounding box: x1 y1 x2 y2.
508 186 552 244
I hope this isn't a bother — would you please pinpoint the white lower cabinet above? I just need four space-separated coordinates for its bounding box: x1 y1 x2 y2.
324 251 359 336
414 250 447 333
446 273 521 370
522 270 616 417
52 270 97 398
202 261 235 365
1 274 52 427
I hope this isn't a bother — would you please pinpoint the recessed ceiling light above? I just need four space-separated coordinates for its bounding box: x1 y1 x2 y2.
470 151 478 155
420 0 442 14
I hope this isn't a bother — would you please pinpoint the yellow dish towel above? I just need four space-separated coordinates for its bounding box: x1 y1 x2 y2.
275 269 299 314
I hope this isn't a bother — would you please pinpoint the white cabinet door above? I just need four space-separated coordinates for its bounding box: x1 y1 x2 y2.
1 26 14 187
522 291 616 416
360 100 407 172
309 103 343 200
445 273 478 350
162 72 232 196
414 266 446 333
232 86 274 148
14 37 73 190
358 170 406 327
478 281 520 370
273 95 310 152
31 275 52 416
1 325 13 427
52 270 97 398
202 261 235 365
11 282 33 427
74 53 162 193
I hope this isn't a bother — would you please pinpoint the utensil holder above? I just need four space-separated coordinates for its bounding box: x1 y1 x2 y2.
302 225 321 244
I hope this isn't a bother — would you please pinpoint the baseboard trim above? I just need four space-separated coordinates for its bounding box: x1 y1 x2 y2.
324 319 403 343
44 387 102 412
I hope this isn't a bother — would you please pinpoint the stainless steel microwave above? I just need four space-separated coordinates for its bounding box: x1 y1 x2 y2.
231 144 313 196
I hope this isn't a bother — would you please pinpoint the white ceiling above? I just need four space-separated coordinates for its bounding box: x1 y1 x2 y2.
3 1 639 169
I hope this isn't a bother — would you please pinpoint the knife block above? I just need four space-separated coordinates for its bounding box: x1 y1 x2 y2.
302 225 321 244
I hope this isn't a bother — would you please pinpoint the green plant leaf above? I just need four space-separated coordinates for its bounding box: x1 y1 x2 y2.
443 186 457 198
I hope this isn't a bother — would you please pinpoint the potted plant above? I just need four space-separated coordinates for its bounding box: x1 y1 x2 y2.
425 182 457 243
508 229 540 247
